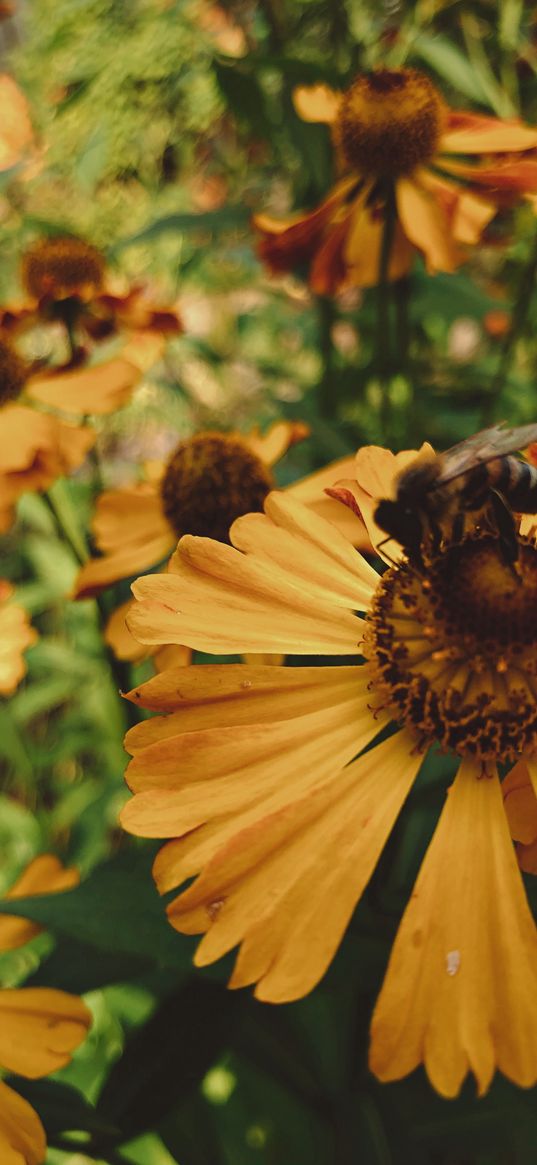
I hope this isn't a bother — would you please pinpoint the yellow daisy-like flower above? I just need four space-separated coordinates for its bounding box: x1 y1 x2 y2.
73 423 367 662
0 581 37 695
254 68 537 292
0 862 91 1165
0 854 79 950
121 443 537 1099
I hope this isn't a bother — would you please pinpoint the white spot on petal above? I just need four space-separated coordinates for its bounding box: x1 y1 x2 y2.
446 949 461 976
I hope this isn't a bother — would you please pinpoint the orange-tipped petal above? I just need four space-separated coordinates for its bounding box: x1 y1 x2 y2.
370 759 537 1097
243 419 310 467
287 455 370 548
0 855 79 951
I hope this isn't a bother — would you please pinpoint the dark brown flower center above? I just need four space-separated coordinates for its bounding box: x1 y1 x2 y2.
0 337 27 405
160 431 274 542
22 237 105 301
365 534 537 764
337 68 444 177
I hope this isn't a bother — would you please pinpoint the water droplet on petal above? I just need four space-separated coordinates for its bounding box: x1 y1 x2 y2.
446 949 461 976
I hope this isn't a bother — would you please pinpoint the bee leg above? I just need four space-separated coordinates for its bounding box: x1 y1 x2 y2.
489 489 520 577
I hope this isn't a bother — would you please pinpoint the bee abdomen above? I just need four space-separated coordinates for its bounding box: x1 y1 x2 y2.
499 456 537 513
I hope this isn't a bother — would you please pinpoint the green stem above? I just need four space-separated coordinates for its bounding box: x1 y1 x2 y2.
376 183 397 438
43 483 88 565
488 224 537 413
316 295 337 420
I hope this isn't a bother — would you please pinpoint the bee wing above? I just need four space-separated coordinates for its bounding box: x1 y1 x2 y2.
433 423 537 487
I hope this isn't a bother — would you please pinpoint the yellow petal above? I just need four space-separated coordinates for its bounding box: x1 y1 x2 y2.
440 115 537 155
165 730 421 1001
292 83 342 124
0 988 91 1078
286 456 370 547
0 596 36 696
370 759 537 1097
242 419 309 467
129 528 365 656
229 491 378 609
397 176 460 273
343 194 414 288
26 357 141 416
339 444 434 562
0 1079 46 1165
92 481 169 553
122 669 378 842
0 855 79 952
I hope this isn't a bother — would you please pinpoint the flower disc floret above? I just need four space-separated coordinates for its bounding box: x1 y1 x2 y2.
0 337 26 404
22 236 105 300
336 68 444 177
365 533 537 763
160 431 275 541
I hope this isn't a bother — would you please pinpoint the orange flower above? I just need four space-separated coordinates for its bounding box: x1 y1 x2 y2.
0 74 34 174
0 403 94 531
254 69 537 292
0 860 90 1165
1 236 182 362
73 423 367 662
120 444 537 1098
0 580 36 694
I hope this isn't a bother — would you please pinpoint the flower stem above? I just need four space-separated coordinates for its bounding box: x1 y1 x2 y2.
488 224 537 413
376 183 397 438
316 295 337 420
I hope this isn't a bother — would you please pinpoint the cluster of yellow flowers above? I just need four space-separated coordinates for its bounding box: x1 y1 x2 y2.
4 62 537 1145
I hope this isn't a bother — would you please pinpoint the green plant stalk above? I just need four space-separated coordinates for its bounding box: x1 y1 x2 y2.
488 225 537 412
376 184 397 438
316 295 337 421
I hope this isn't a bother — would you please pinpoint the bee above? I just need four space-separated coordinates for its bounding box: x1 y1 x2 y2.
374 423 537 570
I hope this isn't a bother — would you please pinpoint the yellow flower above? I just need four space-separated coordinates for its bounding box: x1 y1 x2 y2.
120 444 537 1098
73 424 368 662
254 68 537 292
0 861 91 1165
0 581 36 694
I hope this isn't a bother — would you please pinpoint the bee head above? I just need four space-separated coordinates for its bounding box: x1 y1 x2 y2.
374 498 424 559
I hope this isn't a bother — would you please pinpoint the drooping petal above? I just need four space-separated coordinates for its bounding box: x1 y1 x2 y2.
229 492 378 609
439 155 537 196
105 600 148 662
397 176 460 273
253 178 357 279
0 1079 46 1165
73 482 172 598
293 83 342 124
164 729 421 1002
26 357 141 416
0 855 79 952
343 194 414 287
0 988 91 1078
370 759 537 1097
0 406 95 531
128 515 366 656
419 168 495 244
440 111 537 154
0 588 36 695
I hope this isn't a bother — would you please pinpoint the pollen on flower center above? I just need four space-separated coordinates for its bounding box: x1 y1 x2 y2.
364 534 537 763
0 336 27 405
337 68 444 178
160 431 274 542
22 237 105 301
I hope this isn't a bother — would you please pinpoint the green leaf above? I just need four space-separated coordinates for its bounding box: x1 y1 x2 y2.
94 979 245 1143
111 206 251 253
213 60 273 141
0 845 196 969
411 35 494 105
5 1078 115 1138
